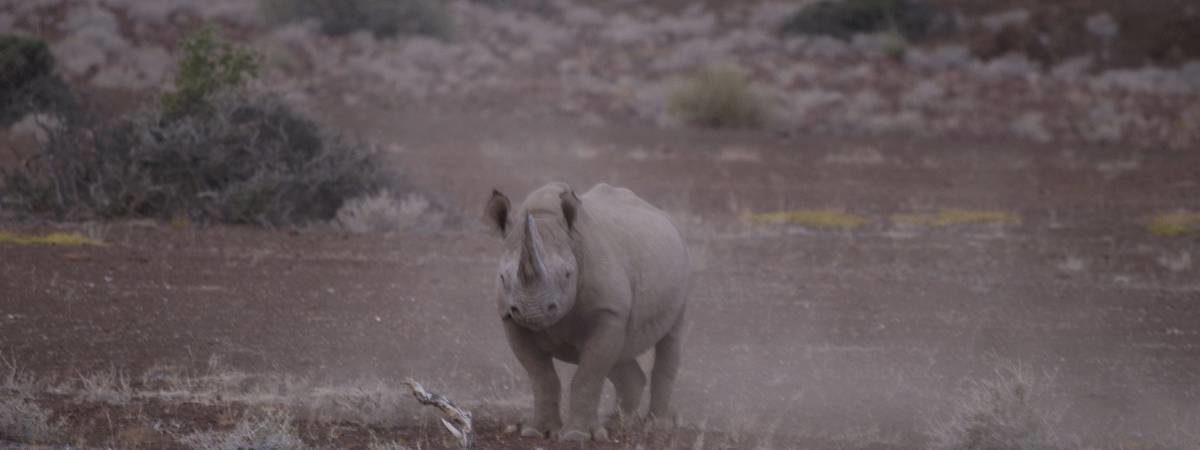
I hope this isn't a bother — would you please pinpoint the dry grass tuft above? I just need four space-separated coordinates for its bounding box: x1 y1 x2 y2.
742 209 868 229
77 368 132 404
929 363 1068 450
1148 211 1200 237
669 67 765 129
0 230 106 246
0 394 59 444
181 410 308 450
893 209 1020 227
335 191 445 233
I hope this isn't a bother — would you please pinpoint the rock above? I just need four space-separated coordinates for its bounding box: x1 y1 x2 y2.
901 80 946 108
1050 55 1094 81
980 9 1029 32
1085 13 1119 40
1010 111 1052 143
904 45 973 71
971 53 1038 79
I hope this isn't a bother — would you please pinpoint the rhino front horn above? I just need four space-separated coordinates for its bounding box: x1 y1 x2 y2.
520 213 548 282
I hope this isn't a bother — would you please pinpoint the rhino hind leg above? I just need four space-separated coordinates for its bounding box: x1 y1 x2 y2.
648 312 684 425
607 358 646 415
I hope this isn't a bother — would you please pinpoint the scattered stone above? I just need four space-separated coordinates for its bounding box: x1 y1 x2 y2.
901 80 946 108
980 9 1030 32
1010 112 1053 143
904 45 973 71
1050 55 1094 81
1085 13 1120 40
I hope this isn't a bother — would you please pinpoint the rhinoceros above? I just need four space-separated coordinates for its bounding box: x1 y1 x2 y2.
483 182 690 442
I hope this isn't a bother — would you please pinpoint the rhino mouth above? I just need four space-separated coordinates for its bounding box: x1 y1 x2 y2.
508 310 553 331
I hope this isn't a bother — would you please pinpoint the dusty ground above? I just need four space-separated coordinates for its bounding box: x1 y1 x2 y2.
3 109 1200 448
3 0 1200 449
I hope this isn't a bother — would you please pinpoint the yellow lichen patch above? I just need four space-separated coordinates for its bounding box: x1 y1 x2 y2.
1147 212 1200 237
891 209 1021 227
0 231 106 246
741 209 869 229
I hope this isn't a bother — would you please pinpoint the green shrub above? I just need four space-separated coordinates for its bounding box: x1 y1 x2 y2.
669 67 764 129
0 34 74 126
260 0 453 40
161 25 261 119
779 0 945 41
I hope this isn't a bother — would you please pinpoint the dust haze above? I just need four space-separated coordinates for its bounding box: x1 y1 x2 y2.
1 0 1198 449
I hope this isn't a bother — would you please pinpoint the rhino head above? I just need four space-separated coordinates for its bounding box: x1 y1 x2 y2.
484 187 582 331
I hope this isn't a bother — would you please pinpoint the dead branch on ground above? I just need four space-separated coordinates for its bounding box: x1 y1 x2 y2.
404 378 474 449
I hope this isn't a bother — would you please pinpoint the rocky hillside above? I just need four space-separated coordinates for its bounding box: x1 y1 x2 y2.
4 0 1199 150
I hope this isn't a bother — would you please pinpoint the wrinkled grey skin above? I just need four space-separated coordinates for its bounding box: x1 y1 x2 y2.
483 182 690 443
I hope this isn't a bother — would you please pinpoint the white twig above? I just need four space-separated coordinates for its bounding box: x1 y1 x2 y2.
404 378 474 450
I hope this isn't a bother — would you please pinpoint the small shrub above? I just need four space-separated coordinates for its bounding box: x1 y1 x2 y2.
335 190 445 233
260 0 453 40
0 34 74 126
162 25 261 119
0 394 59 444
669 67 765 129
77 368 132 404
181 411 308 450
929 363 1067 450
779 0 946 41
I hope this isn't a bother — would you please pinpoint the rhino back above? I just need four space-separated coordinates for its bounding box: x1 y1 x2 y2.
580 184 689 356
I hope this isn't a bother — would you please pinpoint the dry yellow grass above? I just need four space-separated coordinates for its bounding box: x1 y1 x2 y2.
0 231 105 246
742 210 869 230
891 209 1020 227
1147 211 1200 237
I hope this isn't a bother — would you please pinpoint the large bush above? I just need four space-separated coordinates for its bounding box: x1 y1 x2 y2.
0 35 74 126
1 27 386 226
260 0 453 40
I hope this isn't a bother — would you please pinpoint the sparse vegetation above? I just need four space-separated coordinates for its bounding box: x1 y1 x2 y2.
0 230 105 246
1148 211 1200 236
929 363 1067 450
0 34 73 126
1 26 387 226
669 67 764 129
182 410 309 450
742 209 869 229
336 190 445 233
0 394 59 444
260 0 453 40
892 209 1021 227
779 0 946 41
77 368 132 404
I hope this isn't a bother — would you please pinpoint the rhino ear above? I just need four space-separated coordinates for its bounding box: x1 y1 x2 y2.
483 190 511 237
560 189 581 231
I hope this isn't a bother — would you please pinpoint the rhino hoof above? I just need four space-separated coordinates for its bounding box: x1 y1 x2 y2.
559 429 590 442
591 426 611 442
648 413 679 430
519 425 549 439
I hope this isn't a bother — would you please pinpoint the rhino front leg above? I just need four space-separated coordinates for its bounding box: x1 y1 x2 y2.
560 315 624 442
649 312 684 426
607 358 646 416
503 321 562 438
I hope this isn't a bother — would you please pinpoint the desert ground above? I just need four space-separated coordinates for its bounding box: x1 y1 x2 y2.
2 1 1200 449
